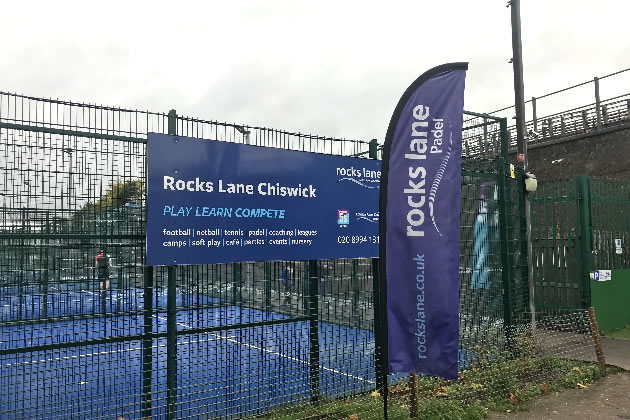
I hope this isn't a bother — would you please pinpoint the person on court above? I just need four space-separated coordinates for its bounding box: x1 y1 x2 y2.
95 249 112 313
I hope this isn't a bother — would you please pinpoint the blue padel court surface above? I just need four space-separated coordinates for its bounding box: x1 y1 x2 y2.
0 287 377 419
1 287 475 419
0 282 223 320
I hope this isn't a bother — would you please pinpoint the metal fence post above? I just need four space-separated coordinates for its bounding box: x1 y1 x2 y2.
497 158 515 333
575 175 593 308
166 109 178 420
369 138 378 160
516 166 533 325
43 212 49 318
497 119 516 343
352 259 360 327
594 76 602 129
142 266 153 419
167 265 177 419
232 262 242 305
19 208 25 320
303 261 309 316
531 97 538 133
582 110 589 132
168 109 177 136
368 139 387 416
307 260 320 403
483 116 488 149
264 262 272 308
372 258 385 395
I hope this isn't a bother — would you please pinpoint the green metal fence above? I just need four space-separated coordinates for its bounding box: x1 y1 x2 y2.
458 114 530 345
591 178 630 269
531 175 630 312
0 91 583 419
529 176 591 310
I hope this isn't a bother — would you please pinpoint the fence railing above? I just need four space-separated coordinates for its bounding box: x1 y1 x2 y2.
511 93 630 148
469 67 630 149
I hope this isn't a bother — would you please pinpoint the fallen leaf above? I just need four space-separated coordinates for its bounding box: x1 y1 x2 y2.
572 367 584 375
541 383 548 393
391 384 404 393
433 384 449 397
509 392 519 405
506 409 512 413
370 391 380 398
349 415 358 420
576 383 587 389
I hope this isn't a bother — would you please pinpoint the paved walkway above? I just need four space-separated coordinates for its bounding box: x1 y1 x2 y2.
490 371 630 420
601 336 630 370
490 336 630 420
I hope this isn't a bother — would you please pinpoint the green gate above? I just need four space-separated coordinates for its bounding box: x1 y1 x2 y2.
531 174 630 326
529 176 593 310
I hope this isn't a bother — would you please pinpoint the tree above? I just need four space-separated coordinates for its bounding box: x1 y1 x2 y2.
95 179 144 209
72 179 144 225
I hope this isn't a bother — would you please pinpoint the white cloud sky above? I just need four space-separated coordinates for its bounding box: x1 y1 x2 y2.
1 0 628 141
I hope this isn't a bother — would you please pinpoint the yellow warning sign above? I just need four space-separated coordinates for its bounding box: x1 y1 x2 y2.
510 164 516 179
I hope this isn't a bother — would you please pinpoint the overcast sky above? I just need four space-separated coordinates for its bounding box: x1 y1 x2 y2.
1 0 629 141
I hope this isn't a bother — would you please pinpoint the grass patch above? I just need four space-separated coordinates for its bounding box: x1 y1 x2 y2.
248 357 605 419
602 324 630 340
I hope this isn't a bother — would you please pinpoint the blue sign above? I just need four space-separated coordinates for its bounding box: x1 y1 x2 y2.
147 133 381 266
380 63 467 379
